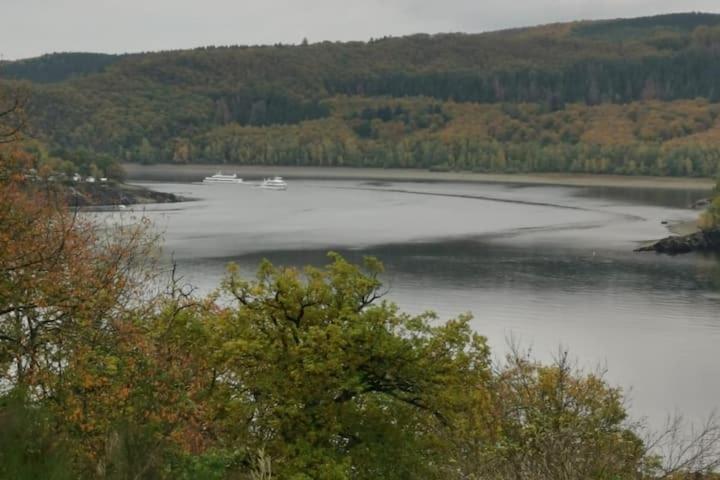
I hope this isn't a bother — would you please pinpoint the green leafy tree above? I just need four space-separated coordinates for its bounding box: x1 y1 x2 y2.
213 253 491 479
699 178 720 229
0 392 75 480
458 349 647 479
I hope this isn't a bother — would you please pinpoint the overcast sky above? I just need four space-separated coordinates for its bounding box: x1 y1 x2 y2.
2 0 720 60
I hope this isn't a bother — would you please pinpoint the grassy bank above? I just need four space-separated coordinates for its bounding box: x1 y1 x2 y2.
124 164 716 191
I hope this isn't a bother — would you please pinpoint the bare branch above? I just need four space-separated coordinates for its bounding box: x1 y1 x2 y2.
644 411 720 477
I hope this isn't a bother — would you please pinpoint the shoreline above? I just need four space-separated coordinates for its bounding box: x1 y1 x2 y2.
633 219 701 252
123 164 715 192
667 219 700 236
67 180 186 207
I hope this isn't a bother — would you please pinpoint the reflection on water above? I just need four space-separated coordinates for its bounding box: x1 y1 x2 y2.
203 239 720 298
121 179 720 427
575 185 709 209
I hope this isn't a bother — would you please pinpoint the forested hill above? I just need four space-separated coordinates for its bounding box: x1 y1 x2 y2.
6 12 720 177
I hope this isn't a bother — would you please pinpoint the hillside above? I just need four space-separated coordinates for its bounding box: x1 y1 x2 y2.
4 12 720 177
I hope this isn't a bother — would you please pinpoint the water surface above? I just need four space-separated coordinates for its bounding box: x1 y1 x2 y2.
118 179 720 427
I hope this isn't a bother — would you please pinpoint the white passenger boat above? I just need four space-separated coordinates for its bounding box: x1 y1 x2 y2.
259 176 288 190
202 172 243 184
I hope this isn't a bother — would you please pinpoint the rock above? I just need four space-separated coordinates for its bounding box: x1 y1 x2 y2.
64 181 186 207
636 228 720 254
691 198 711 209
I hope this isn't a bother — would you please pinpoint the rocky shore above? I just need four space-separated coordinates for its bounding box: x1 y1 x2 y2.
636 228 720 254
66 181 185 207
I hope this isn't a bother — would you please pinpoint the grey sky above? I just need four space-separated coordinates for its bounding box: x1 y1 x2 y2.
2 0 720 60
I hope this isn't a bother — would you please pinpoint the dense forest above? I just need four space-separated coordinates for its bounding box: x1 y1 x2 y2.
5 12 720 176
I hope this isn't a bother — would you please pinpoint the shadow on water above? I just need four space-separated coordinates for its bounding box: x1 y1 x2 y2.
574 185 710 209
187 237 720 300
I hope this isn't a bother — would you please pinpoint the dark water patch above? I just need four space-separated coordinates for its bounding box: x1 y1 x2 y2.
574 185 710 209
190 237 720 298
334 184 590 210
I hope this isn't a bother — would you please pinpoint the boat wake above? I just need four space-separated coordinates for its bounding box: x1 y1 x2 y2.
332 185 646 223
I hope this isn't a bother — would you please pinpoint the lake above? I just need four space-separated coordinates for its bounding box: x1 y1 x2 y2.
113 178 720 428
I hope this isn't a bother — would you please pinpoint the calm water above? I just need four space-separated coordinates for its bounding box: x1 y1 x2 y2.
115 179 720 427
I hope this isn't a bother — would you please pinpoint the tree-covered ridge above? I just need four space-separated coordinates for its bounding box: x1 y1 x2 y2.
9 13 720 89
1 52 123 83
36 97 720 177
13 94 720 178
572 12 720 40
5 12 720 176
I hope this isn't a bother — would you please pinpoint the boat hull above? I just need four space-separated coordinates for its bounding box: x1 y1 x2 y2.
202 178 244 184
258 177 288 190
